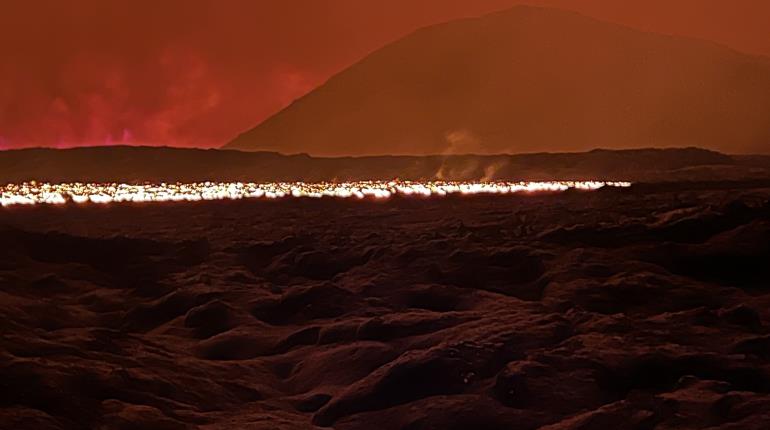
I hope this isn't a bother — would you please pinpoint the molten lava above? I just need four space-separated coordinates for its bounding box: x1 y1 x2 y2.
0 181 631 207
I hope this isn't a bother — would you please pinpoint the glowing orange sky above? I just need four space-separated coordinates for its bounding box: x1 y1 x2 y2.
1 0 768 150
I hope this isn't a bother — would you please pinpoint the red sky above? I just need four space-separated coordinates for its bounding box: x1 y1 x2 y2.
1 0 769 150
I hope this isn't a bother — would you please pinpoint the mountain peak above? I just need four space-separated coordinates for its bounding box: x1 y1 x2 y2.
226 7 770 156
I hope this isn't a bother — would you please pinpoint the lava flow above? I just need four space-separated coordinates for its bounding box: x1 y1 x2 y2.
0 180 631 207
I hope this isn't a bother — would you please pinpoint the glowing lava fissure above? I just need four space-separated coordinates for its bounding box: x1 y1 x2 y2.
1 181 631 207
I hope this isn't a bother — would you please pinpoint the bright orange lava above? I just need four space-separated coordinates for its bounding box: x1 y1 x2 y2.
1 181 631 207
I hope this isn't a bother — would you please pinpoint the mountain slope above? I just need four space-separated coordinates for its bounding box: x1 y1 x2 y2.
226 6 770 156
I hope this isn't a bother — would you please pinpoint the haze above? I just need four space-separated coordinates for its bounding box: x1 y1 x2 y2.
2 0 769 151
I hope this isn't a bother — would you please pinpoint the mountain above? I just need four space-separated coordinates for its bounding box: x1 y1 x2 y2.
1 146 769 184
225 6 770 156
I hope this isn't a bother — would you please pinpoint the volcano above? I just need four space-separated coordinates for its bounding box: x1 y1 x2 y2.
226 6 770 156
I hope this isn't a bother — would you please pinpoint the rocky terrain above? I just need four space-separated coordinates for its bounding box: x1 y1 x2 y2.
2 181 770 429
2 146 770 184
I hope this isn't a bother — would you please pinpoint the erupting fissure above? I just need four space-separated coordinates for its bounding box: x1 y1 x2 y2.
0 181 631 207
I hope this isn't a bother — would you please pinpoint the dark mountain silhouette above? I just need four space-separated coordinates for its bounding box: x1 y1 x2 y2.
226 6 770 156
1 146 768 184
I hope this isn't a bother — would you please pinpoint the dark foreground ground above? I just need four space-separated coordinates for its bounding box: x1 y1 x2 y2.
1 183 770 429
